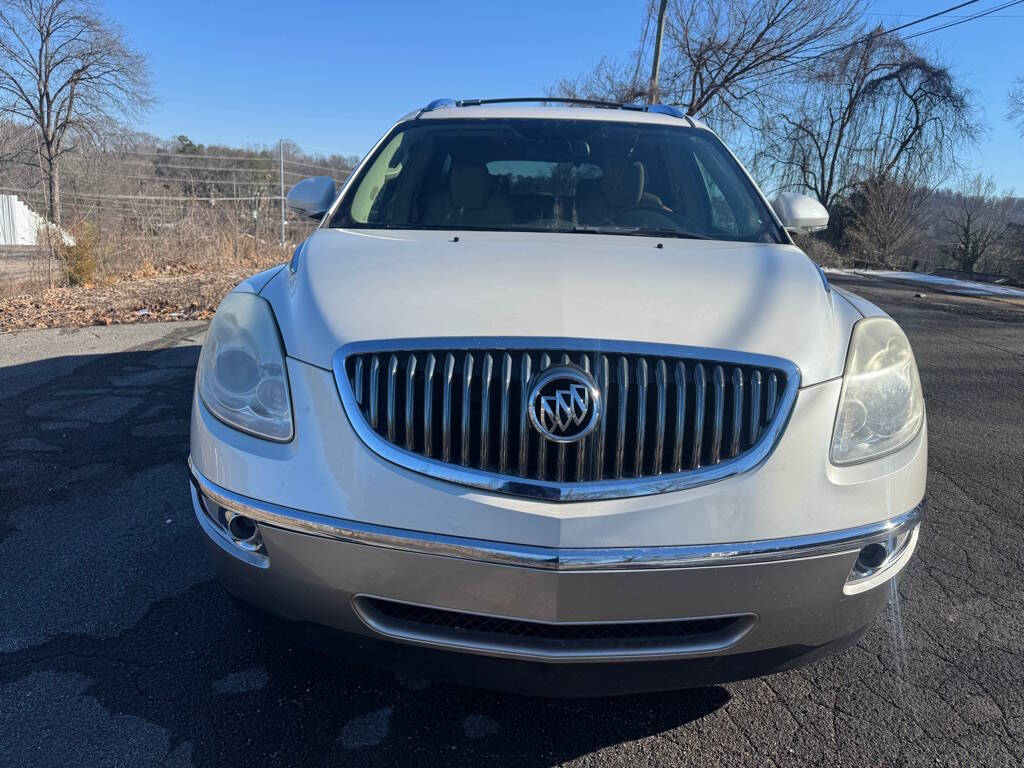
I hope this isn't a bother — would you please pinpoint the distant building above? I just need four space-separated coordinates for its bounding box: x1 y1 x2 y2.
0 194 73 246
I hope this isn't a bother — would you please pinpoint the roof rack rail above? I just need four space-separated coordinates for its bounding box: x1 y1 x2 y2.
645 103 687 118
415 97 696 128
454 97 645 111
422 98 457 111
419 97 694 122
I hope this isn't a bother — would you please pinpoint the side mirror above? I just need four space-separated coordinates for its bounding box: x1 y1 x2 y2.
286 176 336 219
771 192 829 234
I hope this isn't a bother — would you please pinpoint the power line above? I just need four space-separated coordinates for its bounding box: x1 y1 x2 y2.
57 169 283 186
85 160 288 175
68 163 339 180
752 0 1004 83
865 10 1023 17
902 0 1024 39
862 0 983 34
107 148 350 171
0 186 283 202
11 190 315 213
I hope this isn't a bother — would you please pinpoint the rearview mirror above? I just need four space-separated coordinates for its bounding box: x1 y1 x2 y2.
771 192 829 234
286 176 336 219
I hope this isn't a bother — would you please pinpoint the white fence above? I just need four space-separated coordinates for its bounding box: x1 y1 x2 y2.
0 195 74 246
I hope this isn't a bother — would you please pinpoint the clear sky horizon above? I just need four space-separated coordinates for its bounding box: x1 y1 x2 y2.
104 0 1023 191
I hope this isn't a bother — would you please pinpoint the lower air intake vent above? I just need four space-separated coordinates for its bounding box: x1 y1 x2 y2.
355 596 754 658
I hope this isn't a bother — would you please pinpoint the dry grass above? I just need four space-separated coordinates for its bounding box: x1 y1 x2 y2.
1 202 309 332
0 247 286 332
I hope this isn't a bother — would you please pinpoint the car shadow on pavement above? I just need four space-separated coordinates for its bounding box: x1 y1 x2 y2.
0 345 730 767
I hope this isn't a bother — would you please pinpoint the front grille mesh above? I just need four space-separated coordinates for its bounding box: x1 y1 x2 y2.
362 597 742 644
341 345 788 485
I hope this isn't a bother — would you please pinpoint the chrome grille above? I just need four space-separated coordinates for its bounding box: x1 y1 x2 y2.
334 339 798 500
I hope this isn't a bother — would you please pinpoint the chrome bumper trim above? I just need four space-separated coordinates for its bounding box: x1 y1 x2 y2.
188 457 924 572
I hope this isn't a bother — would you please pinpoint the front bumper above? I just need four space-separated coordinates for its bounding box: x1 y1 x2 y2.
190 459 922 693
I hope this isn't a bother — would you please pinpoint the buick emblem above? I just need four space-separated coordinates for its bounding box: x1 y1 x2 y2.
527 366 601 443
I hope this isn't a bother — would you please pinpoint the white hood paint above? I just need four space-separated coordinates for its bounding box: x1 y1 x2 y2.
263 228 860 386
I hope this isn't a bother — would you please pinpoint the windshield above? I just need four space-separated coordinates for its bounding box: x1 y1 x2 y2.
329 117 784 243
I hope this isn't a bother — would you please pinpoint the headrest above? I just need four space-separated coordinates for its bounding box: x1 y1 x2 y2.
601 161 645 208
449 164 492 210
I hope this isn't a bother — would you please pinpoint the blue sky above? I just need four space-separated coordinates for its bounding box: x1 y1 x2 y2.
105 0 1023 190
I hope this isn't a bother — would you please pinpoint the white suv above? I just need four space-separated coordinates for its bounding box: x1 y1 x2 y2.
188 99 926 696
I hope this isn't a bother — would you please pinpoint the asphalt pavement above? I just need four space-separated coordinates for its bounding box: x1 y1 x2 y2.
1 275 1022 767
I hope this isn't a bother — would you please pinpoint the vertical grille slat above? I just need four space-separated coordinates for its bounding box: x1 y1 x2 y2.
710 365 725 465
423 353 436 457
386 354 399 442
518 352 532 475
592 354 609 481
556 353 571 482
480 353 494 469
536 353 552 479
575 352 591 482
730 367 744 458
671 361 686 473
652 360 667 475
749 370 762 446
441 352 455 463
354 358 364 406
460 353 474 467
614 356 630 479
343 344 792 494
498 353 512 474
633 358 648 477
369 355 381 430
404 354 417 451
691 363 706 469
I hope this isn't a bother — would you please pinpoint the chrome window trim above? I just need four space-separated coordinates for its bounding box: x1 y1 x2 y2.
189 458 924 572
331 337 802 501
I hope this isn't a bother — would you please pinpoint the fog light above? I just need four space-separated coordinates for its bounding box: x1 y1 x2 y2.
190 480 270 567
222 509 264 552
855 542 889 572
844 525 918 594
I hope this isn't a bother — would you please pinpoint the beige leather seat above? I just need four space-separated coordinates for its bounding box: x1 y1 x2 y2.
421 164 514 227
575 161 645 225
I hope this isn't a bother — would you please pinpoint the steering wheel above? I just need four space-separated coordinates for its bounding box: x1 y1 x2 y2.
610 205 683 230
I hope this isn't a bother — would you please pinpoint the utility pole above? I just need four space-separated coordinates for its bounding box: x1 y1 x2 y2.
279 140 286 248
648 0 669 106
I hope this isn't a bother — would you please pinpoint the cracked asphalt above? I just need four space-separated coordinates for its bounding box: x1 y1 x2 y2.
1 275 1022 767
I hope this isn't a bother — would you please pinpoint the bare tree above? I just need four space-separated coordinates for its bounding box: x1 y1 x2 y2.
0 115 18 168
658 0 863 117
846 171 932 269
1009 76 1024 137
553 0 863 123
0 0 151 225
552 56 648 105
942 175 1014 273
761 30 976 209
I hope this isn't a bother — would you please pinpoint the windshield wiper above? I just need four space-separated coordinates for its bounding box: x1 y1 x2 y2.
571 225 711 240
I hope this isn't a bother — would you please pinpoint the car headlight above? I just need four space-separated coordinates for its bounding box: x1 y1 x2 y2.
831 317 924 465
197 292 293 441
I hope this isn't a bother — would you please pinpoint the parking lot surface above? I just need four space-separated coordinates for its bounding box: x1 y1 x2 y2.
1 275 1022 767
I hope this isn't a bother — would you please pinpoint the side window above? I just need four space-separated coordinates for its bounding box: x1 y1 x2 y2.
348 133 406 223
694 156 739 235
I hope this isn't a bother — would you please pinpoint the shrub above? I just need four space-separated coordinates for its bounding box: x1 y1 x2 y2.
63 221 99 285
792 233 848 269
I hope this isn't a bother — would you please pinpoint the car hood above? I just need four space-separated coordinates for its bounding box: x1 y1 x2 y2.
262 229 858 385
